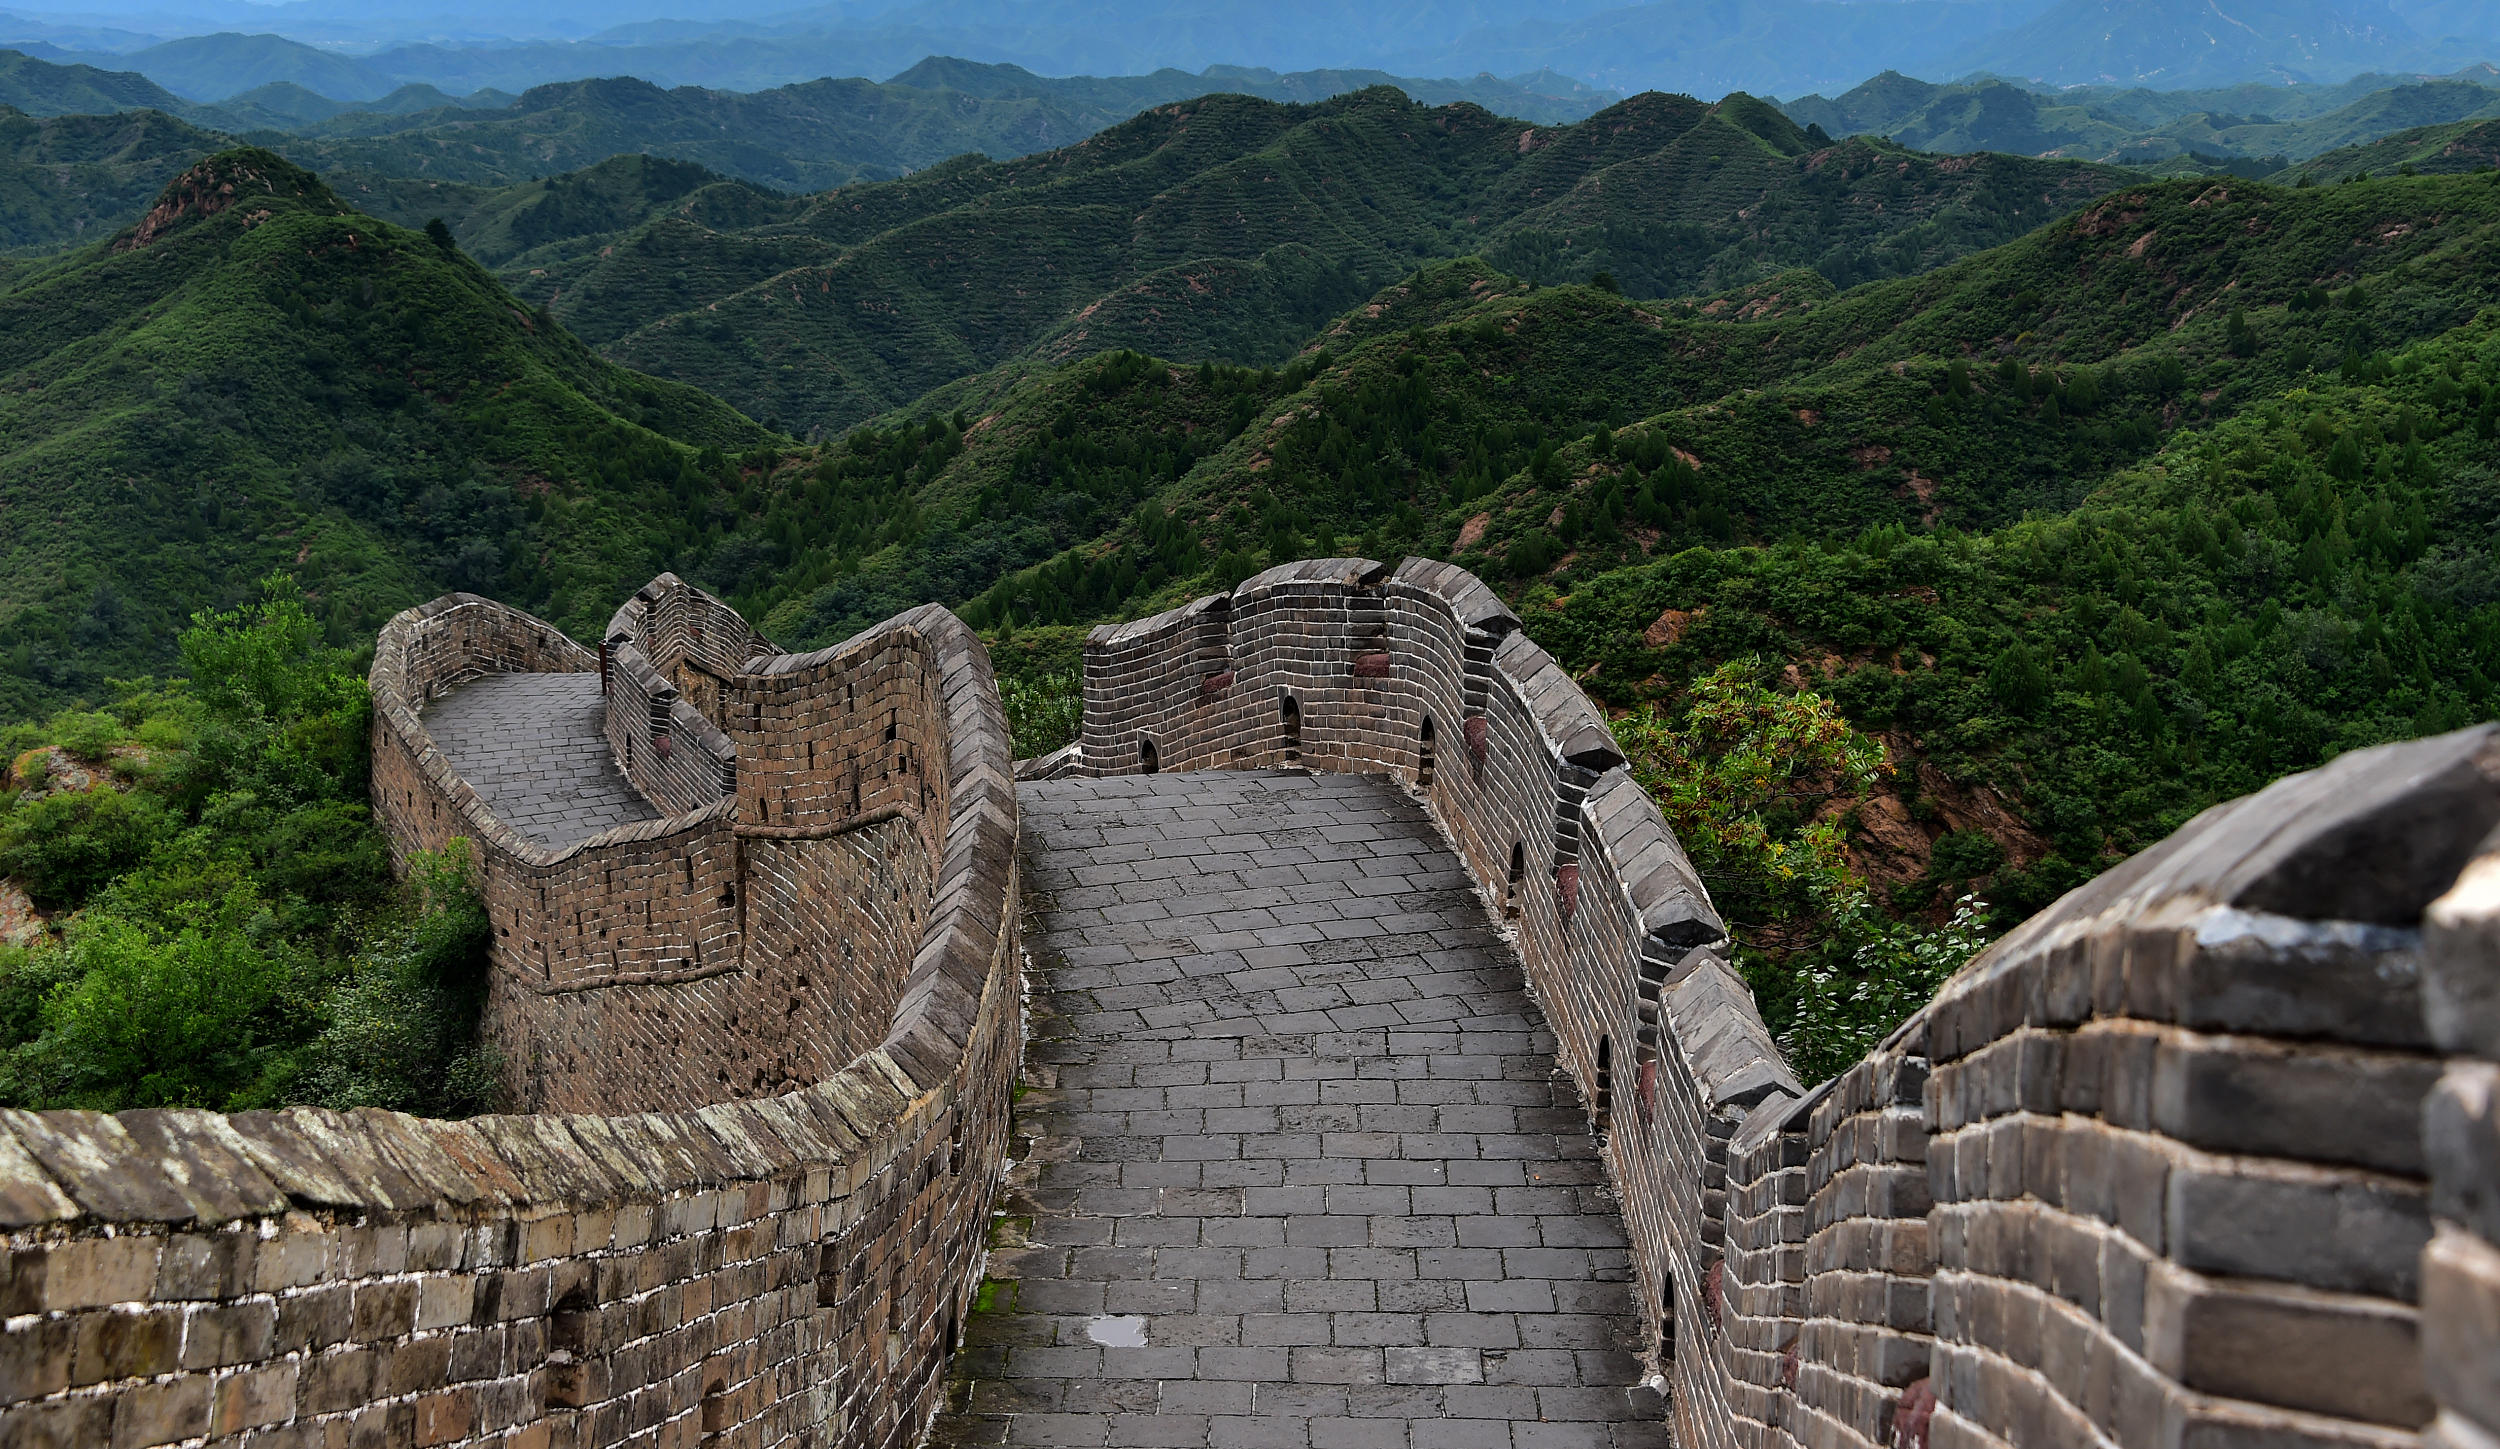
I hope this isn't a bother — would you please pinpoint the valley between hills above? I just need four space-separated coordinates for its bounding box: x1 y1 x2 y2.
1 47 2498 1095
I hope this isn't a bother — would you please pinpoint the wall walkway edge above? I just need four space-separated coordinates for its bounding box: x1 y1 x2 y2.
0 580 1024 1449
1063 556 2500 1449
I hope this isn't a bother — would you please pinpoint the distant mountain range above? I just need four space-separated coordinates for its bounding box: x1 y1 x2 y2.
12 35 2500 261
0 49 1631 250
1951 0 2447 89
1784 62 2500 163
8 0 2496 100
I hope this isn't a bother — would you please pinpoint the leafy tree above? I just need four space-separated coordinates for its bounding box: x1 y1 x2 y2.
1001 670 1084 759
294 841 500 1115
0 574 487 1113
1611 662 1996 1075
1987 639 2050 715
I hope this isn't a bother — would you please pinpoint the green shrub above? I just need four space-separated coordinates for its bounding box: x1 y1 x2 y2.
1001 670 1084 760
0 788 172 910
1929 829 2008 881
5 893 310 1110
0 574 493 1115
295 841 502 1117
49 712 122 762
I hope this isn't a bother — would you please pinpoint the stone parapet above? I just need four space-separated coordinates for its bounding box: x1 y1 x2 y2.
1075 557 1797 1449
0 582 1021 1449
1072 556 2500 1449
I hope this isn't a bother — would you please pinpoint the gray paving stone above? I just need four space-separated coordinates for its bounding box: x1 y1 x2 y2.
945 771 1661 1449
420 673 658 847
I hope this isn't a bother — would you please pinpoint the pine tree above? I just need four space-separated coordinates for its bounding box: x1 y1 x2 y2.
2076 643 2110 696
1987 639 2050 715
2182 638 2217 695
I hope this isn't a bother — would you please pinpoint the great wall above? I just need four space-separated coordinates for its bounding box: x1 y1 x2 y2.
0 559 2493 1449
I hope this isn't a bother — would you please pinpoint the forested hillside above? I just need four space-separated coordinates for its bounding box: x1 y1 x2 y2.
0 148 772 717
0 106 229 250
0 48 185 116
4 80 2500 1085
685 171 2499 642
571 86 2132 435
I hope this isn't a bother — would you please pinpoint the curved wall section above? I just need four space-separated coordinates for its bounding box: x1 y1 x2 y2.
1063 557 1800 1449
0 578 1021 1449
1062 557 2500 1449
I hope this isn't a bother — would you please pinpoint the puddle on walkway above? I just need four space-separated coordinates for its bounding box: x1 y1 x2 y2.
1083 1316 1149 1347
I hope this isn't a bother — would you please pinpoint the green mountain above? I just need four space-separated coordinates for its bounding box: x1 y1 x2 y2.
1949 0 2432 89
691 170 2500 653
1781 68 2500 165
557 87 2130 438
196 81 357 129
0 147 773 715
257 71 1126 193
398 152 802 271
116 33 397 105
881 56 1623 126
0 107 229 252
253 60 1624 202
0 49 184 118
183 81 516 133
1520 304 2500 1047
2285 115 2500 179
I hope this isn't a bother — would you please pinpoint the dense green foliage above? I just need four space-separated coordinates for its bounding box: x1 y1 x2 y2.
1609 662 1993 1081
0 577 497 1114
1518 312 2500 1052
0 49 186 117
575 86 2131 435
0 147 774 715
716 170 2500 654
0 106 227 251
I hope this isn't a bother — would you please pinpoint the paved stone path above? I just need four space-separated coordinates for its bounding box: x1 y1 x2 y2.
421 674 658 848
939 770 1666 1449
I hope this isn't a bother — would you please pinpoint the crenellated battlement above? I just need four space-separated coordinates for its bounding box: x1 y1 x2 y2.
0 578 1022 1449
1036 556 2500 1449
1 558 2494 1449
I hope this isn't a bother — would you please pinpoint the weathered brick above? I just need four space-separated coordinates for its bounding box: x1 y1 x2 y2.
413 1387 476 1446
2421 1225 2500 1434
180 1300 276 1369
2142 1261 2430 1427
110 1374 211 1448
71 1306 182 1383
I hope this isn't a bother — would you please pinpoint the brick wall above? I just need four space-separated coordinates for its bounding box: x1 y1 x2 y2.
0 581 1022 1449
2424 848 2500 1449
1058 556 2500 1449
1064 557 1797 1449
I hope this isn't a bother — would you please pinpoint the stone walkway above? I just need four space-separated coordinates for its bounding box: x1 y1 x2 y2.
939 770 1666 1449
421 674 658 848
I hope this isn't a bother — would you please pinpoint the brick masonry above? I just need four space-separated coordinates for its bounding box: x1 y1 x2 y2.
0 575 1023 1449
935 769 1668 1449
1037 556 2500 1449
3 555 2497 1449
